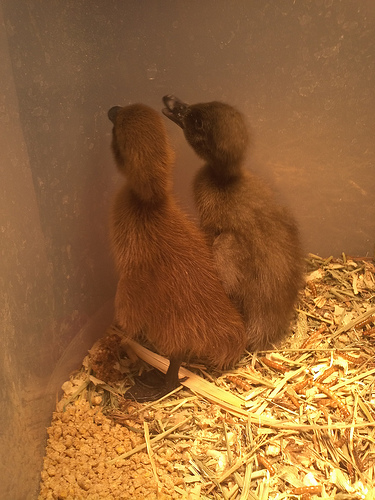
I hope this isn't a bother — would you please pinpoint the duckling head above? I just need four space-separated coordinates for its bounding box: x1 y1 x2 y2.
108 104 174 200
162 95 249 174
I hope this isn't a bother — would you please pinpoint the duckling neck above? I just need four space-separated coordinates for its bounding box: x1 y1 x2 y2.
127 171 172 203
127 187 169 211
206 160 244 185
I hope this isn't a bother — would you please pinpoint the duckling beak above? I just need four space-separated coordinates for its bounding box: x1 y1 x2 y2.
108 106 122 124
162 95 189 129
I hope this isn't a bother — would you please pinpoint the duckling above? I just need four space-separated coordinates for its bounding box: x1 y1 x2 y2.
108 103 246 400
162 96 304 351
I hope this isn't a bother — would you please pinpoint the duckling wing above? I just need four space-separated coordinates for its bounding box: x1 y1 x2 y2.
212 233 244 294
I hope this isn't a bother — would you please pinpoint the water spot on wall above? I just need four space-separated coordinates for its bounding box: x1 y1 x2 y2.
66 244 72 260
301 46 310 62
5 20 15 36
299 14 312 26
349 180 367 196
323 99 334 110
337 12 345 25
315 43 341 60
31 107 43 117
298 84 317 96
146 63 157 80
342 21 359 31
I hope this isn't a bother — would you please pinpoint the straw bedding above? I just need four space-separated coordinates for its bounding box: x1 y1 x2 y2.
38 254 375 499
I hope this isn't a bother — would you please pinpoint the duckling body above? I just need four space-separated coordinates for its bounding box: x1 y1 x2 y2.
162 97 304 351
108 104 246 396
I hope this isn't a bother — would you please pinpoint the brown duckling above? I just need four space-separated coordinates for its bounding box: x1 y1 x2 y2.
108 103 246 400
162 96 304 351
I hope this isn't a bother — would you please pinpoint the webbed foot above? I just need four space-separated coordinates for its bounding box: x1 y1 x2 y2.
124 356 187 402
124 383 169 402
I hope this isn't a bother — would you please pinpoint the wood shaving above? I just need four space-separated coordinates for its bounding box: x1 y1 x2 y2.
39 254 375 499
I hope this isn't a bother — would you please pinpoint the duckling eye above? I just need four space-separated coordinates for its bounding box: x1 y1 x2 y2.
194 116 204 130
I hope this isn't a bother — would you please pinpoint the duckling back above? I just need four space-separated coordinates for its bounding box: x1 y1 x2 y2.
108 104 246 369
162 96 304 351
195 167 304 351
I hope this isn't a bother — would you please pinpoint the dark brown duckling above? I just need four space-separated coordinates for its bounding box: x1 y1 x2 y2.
108 103 246 400
162 96 304 351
